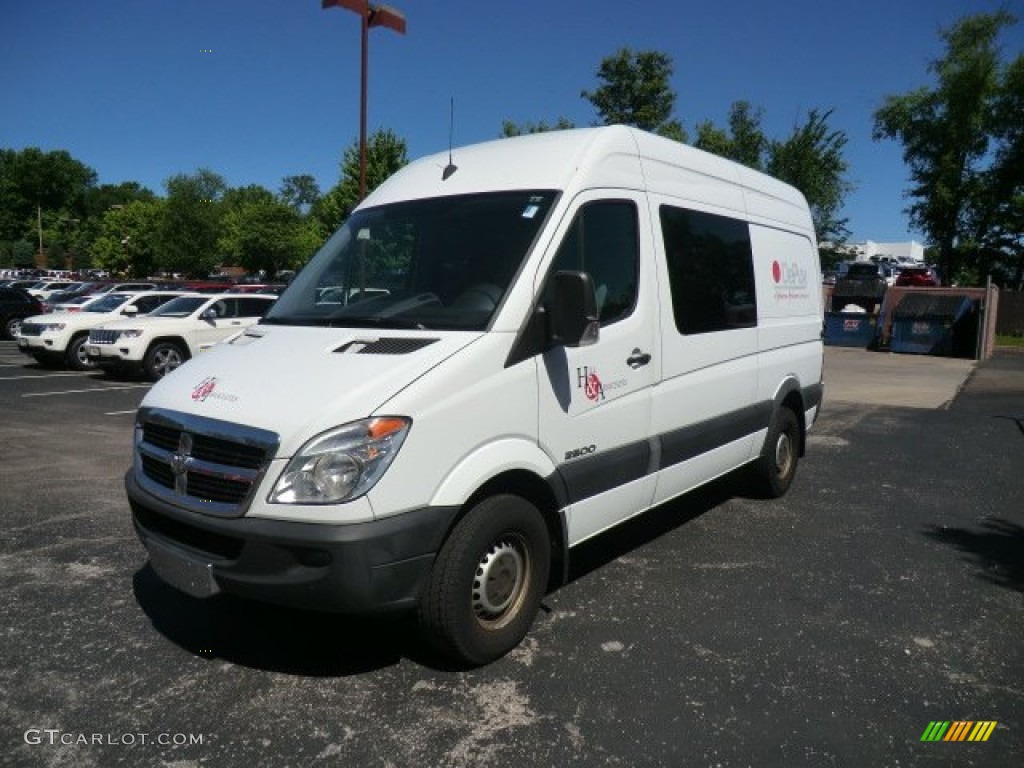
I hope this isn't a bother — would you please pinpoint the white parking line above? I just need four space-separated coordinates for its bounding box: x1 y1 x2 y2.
105 409 138 416
0 372 99 381
22 384 151 397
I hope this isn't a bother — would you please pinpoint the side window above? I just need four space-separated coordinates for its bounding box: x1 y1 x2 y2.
238 298 273 317
134 295 168 314
546 200 639 327
659 206 757 335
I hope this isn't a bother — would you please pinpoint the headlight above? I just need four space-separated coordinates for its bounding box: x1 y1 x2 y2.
269 416 411 504
119 330 144 339
40 323 66 332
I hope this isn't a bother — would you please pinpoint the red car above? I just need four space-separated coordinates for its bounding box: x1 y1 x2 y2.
894 266 940 287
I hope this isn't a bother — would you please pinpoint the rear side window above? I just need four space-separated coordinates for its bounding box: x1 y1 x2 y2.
237 297 275 317
134 294 179 314
660 206 757 335
546 200 639 327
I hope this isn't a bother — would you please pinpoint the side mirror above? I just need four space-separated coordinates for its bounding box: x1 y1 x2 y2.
201 308 217 321
121 305 138 316
550 270 599 348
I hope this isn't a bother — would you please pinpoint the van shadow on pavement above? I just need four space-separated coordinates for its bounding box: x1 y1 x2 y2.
132 565 423 675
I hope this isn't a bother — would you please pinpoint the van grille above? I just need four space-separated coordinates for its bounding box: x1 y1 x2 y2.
134 408 279 517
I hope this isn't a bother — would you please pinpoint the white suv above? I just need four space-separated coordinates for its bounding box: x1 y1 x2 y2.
17 291 190 370
87 293 276 380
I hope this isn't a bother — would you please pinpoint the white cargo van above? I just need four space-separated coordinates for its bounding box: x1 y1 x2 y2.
127 126 823 665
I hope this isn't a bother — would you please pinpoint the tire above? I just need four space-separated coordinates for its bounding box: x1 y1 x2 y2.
749 407 800 499
417 494 551 666
143 341 187 381
4 316 23 340
65 334 96 371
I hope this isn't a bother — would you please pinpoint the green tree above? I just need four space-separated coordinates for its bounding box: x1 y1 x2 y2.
156 169 227 277
873 11 1018 284
582 48 687 142
219 187 315 276
974 52 1024 286
279 174 321 213
767 108 852 246
0 147 98 264
694 101 768 169
89 199 164 277
312 128 408 236
500 117 576 137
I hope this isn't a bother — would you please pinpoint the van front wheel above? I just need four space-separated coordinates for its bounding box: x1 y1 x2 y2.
750 406 800 498
417 495 550 666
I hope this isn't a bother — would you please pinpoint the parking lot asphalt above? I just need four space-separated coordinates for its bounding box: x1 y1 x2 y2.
1 340 1022 767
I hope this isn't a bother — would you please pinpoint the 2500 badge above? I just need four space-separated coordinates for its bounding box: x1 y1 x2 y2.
565 444 596 461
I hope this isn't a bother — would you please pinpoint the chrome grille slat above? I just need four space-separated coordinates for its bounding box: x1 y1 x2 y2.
89 329 119 344
134 407 280 518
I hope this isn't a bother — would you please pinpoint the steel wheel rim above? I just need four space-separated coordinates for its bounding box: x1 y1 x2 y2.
774 431 793 477
472 535 529 627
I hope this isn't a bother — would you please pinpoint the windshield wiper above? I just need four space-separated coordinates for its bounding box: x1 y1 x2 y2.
329 315 428 330
262 315 427 330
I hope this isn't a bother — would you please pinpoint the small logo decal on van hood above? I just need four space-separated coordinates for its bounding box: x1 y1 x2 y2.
192 377 218 402
191 376 239 403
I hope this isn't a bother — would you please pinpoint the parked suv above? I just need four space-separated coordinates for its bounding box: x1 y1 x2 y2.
87 293 277 380
831 261 888 313
0 287 44 339
17 291 189 370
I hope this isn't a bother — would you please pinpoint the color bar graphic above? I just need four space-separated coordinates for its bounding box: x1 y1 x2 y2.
920 721 997 742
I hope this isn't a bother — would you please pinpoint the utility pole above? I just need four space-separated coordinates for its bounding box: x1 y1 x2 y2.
322 0 406 202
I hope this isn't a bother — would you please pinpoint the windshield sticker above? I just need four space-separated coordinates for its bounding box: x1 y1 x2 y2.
522 204 539 219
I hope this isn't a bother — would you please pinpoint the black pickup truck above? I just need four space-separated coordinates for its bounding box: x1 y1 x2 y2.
831 262 887 313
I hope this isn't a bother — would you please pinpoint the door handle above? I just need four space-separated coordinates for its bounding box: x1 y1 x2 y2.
626 348 651 368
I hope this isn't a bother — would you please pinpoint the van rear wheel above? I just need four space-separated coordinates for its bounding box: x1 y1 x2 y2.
417 494 550 666
750 406 800 498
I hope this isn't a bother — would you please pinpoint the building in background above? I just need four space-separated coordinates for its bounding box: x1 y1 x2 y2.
842 240 925 264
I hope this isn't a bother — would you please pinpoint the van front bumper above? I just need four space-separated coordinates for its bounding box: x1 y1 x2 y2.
126 470 457 614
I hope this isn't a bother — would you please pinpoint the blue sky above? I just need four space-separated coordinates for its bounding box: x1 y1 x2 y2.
2 0 1021 243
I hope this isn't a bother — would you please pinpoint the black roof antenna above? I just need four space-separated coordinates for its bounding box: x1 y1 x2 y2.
442 97 458 181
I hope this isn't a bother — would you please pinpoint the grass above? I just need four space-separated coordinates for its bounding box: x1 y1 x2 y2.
995 334 1024 348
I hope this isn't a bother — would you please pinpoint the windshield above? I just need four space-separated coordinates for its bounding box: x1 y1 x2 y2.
150 296 208 318
847 264 880 278
265 191 558 331
85 293 134 313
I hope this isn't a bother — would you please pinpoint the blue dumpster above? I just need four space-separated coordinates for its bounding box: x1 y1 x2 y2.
824 312 877 347
890 294 973 356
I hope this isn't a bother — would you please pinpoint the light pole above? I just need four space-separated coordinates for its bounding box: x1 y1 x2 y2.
322 0 406 202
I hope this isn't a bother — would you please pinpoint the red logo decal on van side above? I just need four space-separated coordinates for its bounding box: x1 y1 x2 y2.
772 260 782 283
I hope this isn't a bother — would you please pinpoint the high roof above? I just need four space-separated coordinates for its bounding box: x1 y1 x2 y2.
363 125 813 233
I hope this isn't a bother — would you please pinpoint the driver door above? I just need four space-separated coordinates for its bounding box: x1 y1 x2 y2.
536 193 659 546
